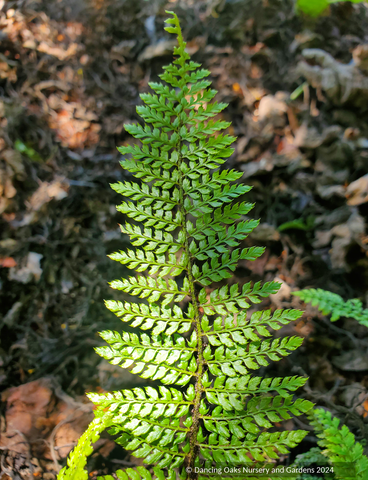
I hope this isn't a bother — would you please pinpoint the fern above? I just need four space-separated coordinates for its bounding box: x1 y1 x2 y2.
58 12 313 480
291 447 333 480
58 412 113 480
292 288 368 327
290 410 368 480
308 409 368 480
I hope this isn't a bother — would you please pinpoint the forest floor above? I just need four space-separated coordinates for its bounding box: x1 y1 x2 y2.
1 0 368 478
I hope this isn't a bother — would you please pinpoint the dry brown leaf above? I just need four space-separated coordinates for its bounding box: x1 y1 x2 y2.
0 257 17 268
257 93 288 120
0 378 93 459
249 222 280 242
0 197 11 215
270 276 291 307
49 108 100 149
27 178 69 211
363 398 368 418
0 62 17 82
37 41 79 60
2 149 25 177
4 178 16 198
346 174 368 206
138 39 177 62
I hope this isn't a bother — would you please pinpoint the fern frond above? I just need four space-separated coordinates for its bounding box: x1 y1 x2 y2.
98 466 176 480
293 288 368 326
309 408 368 480
290 447 331 480
58 413 113 480
59 11 311 480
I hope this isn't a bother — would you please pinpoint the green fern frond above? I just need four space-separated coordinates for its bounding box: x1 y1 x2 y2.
58 413 113 480
59 11 312 480
309 409 368 480
290 447 332 480
98 466 176 480
292 288 368 326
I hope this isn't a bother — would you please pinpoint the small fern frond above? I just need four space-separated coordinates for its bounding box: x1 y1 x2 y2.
293 288 368 326
58 413 113 480
290 447 331 480
309 408 368 480
97 466 176 480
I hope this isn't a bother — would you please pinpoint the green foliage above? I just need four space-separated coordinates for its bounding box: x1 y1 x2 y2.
278 216 314 232
290 82 308 101
14 139 43 162
58 413 113 480
296 0 366 17
292 288 368 326
308 409 368 480
292 447 333 479
58 12 311 480
97 466 176 480
290 410 368 480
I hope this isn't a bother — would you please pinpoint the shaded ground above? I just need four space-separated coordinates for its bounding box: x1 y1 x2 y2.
1 0 368 478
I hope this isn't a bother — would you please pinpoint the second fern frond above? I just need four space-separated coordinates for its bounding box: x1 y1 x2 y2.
293 288 368 326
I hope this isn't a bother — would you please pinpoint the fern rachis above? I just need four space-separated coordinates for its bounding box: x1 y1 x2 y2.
58 12 313 480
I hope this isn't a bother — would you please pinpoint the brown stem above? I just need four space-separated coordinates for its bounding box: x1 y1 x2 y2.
177 141 204 480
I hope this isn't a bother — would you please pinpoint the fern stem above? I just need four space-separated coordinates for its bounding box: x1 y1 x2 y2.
177 142 204 478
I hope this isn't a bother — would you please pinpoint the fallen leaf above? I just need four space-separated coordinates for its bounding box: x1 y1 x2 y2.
27 178 69 211
0 378 93 459
8 252 43 283
0 238 19 252
0 257 17 268
332 350 368 371
363 398 368 418
0 62 17 82
0 197 11 215
3 301 22 327
2 149 25 177
37 41 79 61
240 154 275 178
257 93 288 120
346 174 368 206
249 223 280 242
48 108 101 149
276 136 301 159
270 276 291 307
4 178 16 198
232 82 242 94
138 40 177 62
